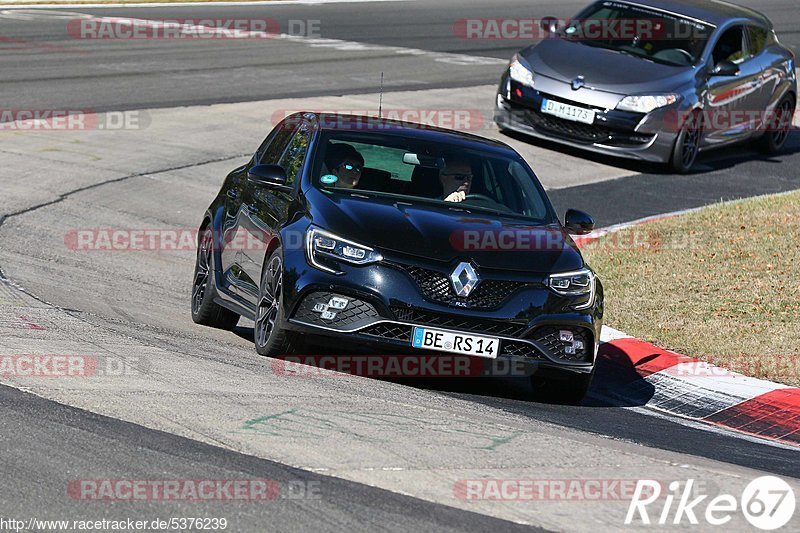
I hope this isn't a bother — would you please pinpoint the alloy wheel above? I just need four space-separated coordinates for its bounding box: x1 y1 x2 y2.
192 231 213 315
681 114 701 169
256 254 283 348
772 99 793 149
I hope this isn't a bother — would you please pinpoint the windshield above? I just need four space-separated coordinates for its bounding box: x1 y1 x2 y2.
311 131 555 223
561 1 714 66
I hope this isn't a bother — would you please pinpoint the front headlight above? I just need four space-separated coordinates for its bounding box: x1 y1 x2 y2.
509 54 535 88
546 268 596 310
616 94 679 113
305 226 383 274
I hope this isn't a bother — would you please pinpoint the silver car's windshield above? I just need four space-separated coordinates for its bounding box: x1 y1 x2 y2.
562 1 715 66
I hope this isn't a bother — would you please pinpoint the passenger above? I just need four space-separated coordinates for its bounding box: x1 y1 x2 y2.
324 143 364 189
439 155 473 202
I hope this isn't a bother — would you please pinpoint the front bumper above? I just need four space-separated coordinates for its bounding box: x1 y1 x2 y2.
494 76 679 163
280 249 603 375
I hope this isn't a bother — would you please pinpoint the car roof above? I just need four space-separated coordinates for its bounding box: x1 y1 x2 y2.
298 112 514 154
612 0 769 27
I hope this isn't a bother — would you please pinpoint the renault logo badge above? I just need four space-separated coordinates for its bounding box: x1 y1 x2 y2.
571 76 585 91
450 262 479 297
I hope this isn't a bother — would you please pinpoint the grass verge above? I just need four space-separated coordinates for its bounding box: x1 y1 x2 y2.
584 191 800 386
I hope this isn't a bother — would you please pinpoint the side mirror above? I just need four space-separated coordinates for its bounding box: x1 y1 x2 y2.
709 60 740 77
247 164 288 187
564 209 594 235
541 16 560 34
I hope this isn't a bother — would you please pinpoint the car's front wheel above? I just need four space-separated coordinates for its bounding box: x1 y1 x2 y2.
756 95 795 154
531 370 594 405
669 110 702 174
255 247 302 357
191 227 240 330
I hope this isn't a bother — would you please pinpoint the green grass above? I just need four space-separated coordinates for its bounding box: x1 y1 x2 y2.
584 191 800 385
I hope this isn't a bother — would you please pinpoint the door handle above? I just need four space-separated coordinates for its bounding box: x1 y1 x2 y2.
226 190 239 200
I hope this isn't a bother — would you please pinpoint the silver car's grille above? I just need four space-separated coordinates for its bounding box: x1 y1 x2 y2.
508 96 652 146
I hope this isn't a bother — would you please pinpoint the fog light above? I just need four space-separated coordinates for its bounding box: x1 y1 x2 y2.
328 297 349 310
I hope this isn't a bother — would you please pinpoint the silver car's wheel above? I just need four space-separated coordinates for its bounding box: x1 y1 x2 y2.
669 111 702 174
758 97 794 154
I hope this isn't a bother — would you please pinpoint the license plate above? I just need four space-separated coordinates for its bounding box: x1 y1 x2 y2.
541 98 595 124
411 327 499 359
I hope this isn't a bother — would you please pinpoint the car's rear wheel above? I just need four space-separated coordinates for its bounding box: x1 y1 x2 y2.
669 110 702 174
530 370 594 405
191 227 240 330
255 247 302 357
756 96 795 154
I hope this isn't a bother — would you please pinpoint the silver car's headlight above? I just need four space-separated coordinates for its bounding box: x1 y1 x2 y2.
616 94 679 113
509 54 535 88
305 227 383 274
546 268 596 310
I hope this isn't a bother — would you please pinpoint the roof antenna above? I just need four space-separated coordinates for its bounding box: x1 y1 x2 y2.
378 71 384 118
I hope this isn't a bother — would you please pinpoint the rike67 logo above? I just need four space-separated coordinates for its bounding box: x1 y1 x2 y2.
626 476 795 529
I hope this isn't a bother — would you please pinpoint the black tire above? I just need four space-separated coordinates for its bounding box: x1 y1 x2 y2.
669 110 702 174
191 227 240 330
756 96 795 154
530 370 594 405
254 247 302 357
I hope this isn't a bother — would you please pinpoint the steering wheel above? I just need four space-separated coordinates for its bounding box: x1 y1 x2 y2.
653 48 694 66
463 193 496 203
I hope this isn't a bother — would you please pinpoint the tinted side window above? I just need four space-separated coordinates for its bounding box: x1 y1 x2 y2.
259 122 297 164
712 26 747 64
278 124 311 186
747 25 768 56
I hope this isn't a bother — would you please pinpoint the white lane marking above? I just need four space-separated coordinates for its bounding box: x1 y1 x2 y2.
0 0 413 8
22 12 506 66
599 325 632 342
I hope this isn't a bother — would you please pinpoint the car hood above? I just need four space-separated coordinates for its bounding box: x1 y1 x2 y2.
307 189 584 274
521 38 693 95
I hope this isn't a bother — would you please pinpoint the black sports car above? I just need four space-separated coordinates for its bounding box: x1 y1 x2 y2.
191 113 603 401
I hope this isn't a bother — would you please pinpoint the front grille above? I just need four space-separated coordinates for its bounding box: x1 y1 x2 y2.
524 109 611 143
509 97 651 146
391 307 528 338
292 292 380 330
361 323 413 342
500 340 544 359
532 326 593 363
389 263 530 310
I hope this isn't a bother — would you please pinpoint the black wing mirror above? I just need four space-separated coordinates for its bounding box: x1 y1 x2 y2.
709 60 740 77
541 16 560 34
564 209 595 235
247 164 288 187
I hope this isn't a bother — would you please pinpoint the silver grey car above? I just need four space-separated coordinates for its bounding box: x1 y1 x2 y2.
494 0 797 172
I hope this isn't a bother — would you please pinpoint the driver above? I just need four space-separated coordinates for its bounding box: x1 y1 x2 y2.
438 155 473 202
325 143 364 189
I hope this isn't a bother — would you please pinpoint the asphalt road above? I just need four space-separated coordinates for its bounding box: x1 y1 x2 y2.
1 0 800 530
1 0 798 111
0 383 541 533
